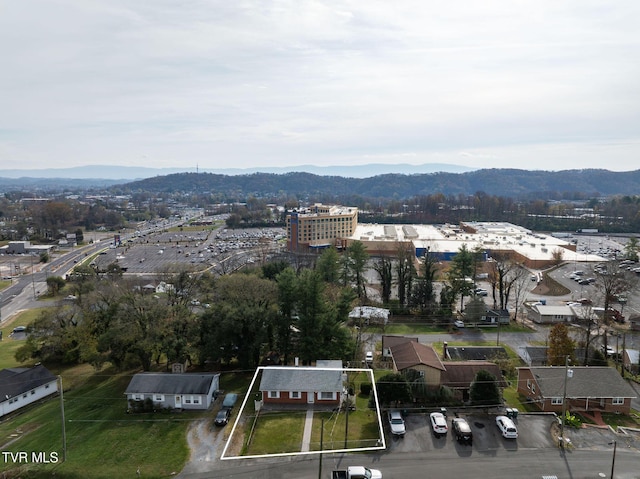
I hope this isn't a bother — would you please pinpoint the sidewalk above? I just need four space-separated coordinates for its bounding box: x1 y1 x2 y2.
301 409 314 452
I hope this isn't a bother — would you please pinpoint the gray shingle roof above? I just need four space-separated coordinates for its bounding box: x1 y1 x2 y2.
524 366 636 399
259 367 343 392
124 373 218 395
0 365 57 401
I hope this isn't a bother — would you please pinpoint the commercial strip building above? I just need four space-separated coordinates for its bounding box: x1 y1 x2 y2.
285 204 606 269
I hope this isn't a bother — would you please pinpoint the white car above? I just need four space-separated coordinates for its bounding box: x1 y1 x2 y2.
388 410 406 436
454 320 465 328
429 412 448 436
496 415 518 439
365 351 374 363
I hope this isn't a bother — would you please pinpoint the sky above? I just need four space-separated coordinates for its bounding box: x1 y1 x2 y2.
1 1 640 173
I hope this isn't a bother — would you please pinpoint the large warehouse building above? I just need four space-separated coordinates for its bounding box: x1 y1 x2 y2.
286 204 604 268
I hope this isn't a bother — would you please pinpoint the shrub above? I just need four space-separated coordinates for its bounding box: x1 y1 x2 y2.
360 382 372 395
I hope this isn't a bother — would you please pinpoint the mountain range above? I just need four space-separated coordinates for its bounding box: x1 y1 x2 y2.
1 165 639 199
0 163 472 181
121 168 640 199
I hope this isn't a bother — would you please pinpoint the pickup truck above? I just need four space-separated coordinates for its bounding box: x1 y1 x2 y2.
332 466 382 479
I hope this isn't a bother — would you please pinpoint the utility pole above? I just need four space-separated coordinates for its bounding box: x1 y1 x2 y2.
610 440 617 479
59 375 67 462
560 355 572 446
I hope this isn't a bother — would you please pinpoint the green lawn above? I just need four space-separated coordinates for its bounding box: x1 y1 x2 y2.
0 366 199 478
369 322 530 336
0 309 45 369
245 411 306 455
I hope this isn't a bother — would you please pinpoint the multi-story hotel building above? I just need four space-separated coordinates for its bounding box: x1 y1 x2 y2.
286 204 358 251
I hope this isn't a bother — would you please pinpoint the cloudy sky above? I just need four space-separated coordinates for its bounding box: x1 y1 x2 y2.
2 1 639 172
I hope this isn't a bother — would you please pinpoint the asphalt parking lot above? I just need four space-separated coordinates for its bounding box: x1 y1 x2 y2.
91 227 286 275
385 412 558 455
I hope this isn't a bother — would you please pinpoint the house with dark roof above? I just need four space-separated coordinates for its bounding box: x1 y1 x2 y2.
481 309 511 325
381 335 418 359
0 365 58 418
519 346 549 366
389 341 508 400
259 361 343 408
124 372 220 410
441 361 509 402
444 345 508 361
517 366 636 414
389 341 446 387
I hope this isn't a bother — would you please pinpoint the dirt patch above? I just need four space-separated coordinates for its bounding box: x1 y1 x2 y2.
0 423 41 448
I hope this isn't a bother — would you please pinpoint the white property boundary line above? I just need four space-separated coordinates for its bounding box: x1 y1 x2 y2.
220 366 385 460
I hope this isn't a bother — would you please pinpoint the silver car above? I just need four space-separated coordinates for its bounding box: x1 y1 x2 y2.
388 410 406 436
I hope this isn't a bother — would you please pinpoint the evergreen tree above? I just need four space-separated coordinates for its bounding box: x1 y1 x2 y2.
469 369 501 406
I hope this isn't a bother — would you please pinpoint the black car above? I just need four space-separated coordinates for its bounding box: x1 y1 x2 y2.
451 417 473 444
214 408 231 426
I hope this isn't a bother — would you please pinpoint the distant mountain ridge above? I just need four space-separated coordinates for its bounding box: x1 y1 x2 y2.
120 168 640 199
1 166 639 198
0 162 473 181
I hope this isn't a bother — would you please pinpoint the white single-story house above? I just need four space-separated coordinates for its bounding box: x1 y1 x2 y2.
348 306 390 325
124 372 220 411
0 365 58 418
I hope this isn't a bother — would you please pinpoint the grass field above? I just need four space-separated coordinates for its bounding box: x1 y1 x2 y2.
0 359 206 479
0 308 45 369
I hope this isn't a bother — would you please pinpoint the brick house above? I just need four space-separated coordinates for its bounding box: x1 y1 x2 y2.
517 366 636 414
259 361 343 408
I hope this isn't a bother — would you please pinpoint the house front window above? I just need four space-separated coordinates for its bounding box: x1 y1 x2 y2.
154 394 164 402
319 391 335 400
133 394 144 401
551 397 563 405
268 391 280 399
612 397 624 405
290 391 301 399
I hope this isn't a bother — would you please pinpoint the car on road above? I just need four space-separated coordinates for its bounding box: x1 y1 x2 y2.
453 320 465 328
12 326 27 334
429 412 448 436
451 417 472 444
214 408 231 426
602 345 616 357
365 351 374 363
474 288 488 296
388 410 406 437
496 415 518 439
